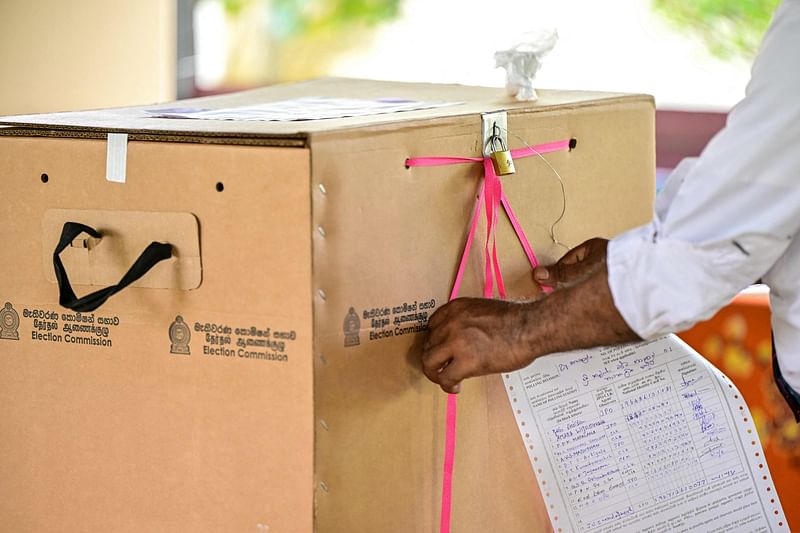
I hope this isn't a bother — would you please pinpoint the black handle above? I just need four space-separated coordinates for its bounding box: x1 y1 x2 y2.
53 222 173 312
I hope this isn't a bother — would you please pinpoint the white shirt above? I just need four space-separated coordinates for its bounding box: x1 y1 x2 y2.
607 0 800 393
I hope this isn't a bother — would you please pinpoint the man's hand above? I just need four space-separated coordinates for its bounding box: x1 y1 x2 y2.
533 237 608 288
421 299 537 394
421 247 640 394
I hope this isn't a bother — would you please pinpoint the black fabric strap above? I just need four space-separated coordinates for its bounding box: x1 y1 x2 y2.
772 334 800 423
53 222 172 312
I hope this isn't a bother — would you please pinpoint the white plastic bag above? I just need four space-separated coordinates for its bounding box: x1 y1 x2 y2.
494 29 558 101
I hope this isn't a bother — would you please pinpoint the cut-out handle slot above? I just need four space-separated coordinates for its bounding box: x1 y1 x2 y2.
53 222 172 312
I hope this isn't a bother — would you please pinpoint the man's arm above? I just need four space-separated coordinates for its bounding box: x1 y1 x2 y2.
608 0 800 339
422 1 800 394
421 258 639 394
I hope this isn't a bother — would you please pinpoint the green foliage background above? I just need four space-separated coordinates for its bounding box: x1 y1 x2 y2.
212 0 403 82
653 0 781 58
222 0 401 40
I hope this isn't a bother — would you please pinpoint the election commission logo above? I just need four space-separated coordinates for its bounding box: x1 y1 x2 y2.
0 302 20 341
169 315 191 355
343 307 360 347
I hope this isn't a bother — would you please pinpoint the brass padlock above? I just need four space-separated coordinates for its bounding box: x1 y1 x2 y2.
490 136 516 176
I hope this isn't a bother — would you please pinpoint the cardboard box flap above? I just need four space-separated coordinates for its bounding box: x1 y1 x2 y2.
0 78 651 142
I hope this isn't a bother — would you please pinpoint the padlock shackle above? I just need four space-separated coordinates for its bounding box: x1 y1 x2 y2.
490 134 507 152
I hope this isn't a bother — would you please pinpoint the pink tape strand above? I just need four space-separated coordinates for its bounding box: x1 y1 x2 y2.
406 138 570 533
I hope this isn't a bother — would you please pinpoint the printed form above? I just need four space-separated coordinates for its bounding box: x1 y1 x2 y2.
504 335 788 532
147 97 459 122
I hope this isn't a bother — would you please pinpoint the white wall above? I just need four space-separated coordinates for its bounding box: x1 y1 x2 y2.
0 0 176 115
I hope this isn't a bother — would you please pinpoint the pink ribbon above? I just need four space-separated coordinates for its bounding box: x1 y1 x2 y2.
406 138 570 533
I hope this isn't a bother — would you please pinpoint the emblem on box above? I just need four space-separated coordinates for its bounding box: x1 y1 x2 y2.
169 315 191 354
343 307 360 347
0 302 20 341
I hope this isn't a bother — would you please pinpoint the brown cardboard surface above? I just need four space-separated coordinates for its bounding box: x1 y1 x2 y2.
0 137 314 532
311 96 655 532
42 209 202 290
0 78 655 533
0 77 648 141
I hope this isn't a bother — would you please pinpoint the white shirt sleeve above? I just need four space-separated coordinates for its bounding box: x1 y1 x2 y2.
607 0 800 339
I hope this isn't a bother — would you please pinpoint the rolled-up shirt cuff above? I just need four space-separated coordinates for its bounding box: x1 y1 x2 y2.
607 224 746 339
607 224 663 339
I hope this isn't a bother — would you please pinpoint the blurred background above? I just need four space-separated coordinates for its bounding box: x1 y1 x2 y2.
0 0 778 184
0 0 773 110
2 0 797 524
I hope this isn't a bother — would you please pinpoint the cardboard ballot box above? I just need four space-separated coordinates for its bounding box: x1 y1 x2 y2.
0 79 654 533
